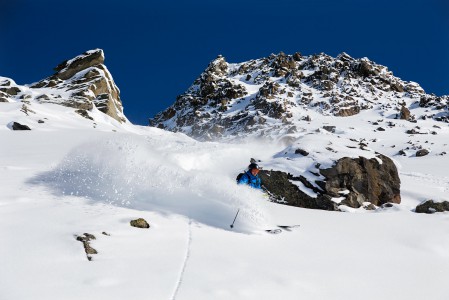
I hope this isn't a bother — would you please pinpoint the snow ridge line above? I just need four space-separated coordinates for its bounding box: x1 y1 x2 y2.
170 219 192 300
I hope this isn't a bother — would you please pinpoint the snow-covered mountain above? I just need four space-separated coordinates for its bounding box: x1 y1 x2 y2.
150 51 449 211
1 50 449 300
151 51 448 141
0 49 126 124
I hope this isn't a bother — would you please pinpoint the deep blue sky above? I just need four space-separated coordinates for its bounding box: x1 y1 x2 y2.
1 0 448 125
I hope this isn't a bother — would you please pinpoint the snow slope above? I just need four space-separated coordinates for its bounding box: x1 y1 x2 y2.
1 101 449 300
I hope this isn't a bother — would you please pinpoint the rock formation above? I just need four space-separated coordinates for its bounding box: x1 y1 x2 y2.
318 154 401 208
260 154 401 211
11 122 31 130
76 233 98 261
150 51 449 140
0 49 126 123
259 170 339 211
415 200 449 214
130 218 150 228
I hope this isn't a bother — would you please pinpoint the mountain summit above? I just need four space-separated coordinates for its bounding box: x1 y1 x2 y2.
150 51 448 140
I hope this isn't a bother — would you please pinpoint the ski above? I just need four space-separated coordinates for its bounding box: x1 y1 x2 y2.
265 229 282 234
277 225 301 231
265 225 300 234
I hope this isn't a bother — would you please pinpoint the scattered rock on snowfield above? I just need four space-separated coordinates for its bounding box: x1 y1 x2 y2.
323 126 336 133
415 200 449 214
294 148 309 156
130 218 150 228
416 149 429 157
399 106 411 120
76 233 98 261
398 149 407 156
11 122 31 130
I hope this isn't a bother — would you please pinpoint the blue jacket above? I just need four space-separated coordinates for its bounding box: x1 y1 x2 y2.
238 171 262 189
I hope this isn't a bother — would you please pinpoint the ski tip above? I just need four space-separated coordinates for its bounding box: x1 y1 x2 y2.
277 225 300 229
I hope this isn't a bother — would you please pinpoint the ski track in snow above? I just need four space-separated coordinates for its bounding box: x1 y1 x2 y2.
401 172 449 194
170 219 192 300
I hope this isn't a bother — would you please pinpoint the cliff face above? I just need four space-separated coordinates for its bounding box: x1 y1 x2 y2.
0 49 126 123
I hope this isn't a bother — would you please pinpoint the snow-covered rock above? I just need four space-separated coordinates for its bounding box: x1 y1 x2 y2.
0 49 126 123
150 51 449 140
415 199 449 213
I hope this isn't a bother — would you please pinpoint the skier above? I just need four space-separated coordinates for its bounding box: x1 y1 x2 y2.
237 163 262 189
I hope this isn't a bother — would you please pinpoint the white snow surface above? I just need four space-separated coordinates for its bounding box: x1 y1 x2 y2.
1 100 449 300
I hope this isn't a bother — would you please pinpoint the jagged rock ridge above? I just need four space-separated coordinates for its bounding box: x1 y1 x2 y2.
150 51 448 140
0 49 126 123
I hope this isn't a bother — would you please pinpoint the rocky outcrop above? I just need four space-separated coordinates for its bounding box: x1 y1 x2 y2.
259 154 400 210
11 122 31 130
151 55 247 139
318 154 401 208
415 200 449 214
130 218 150 228
0 78 23 102
31 49 126 123
52 50 105 80
151 51 444 141
400 105 411 120
259 170 338 211
0 50 126 123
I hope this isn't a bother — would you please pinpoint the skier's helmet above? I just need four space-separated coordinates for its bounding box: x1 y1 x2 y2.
248 163 260 170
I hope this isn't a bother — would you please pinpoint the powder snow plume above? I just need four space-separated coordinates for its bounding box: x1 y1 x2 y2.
30 133 274 232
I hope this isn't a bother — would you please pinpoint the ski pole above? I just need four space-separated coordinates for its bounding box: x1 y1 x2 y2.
230 209 240 228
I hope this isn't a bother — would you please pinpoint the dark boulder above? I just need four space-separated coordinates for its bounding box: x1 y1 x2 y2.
391 82 404 92
259 170 338 211
356 60 378 77
415 200 449 214
416 149 429 157
399 106 411 120
323 126 336 133
406 128 420 134
292 52 302 61
318 154 401 208
335 105 361 117
0 86 21 96
258 154 400 211
295 148 309 156
12 122 31 130
130 218 150 228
